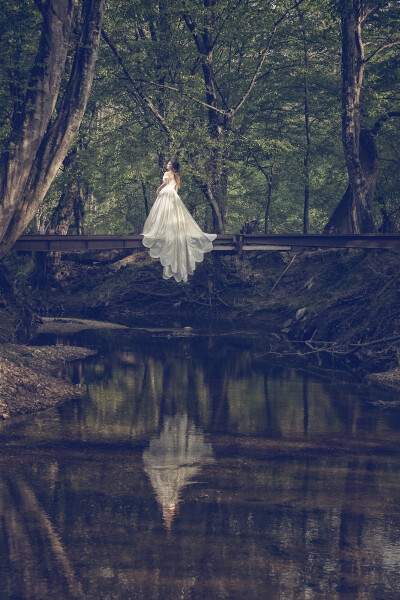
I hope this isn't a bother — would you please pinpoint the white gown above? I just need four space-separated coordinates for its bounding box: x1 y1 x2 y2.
141 175 217 283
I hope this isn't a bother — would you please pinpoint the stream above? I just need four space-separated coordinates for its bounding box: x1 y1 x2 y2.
0 326 399 600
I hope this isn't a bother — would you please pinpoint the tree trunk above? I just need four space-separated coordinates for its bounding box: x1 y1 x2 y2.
183 2 228 233
49 190 75 237
264 157 277 234
141 180 149 217
324 0 376 233
303 137 311 234
297 5 311 234
324 128 377 233
73 184 86 236
0 0 104 260
377 197 400 233
265 179 273 234
0 266 38 342
47 180 84 266
250 150 277 234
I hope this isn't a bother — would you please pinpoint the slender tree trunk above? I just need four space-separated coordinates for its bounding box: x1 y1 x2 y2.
141 180 149 217
250 150 277 234
73 184 85 235
303 133 311 234
298 8 311 234
265 158 277 234
265 180 273 234
0 0 104 259
325 0 376 233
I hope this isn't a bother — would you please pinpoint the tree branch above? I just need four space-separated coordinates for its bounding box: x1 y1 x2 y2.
371 111 400 135
364 41 400 64
181 13 205 55
212 0 244 50
228 0 308 118
141 79 229 115
101 28 172 137
271 253 298 292
361 3 381 24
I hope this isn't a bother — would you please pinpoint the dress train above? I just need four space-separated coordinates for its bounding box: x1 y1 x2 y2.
141 182 216 283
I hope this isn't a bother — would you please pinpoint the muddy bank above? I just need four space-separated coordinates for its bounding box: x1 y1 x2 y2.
0 344 96 419
0 317 131 419
38 316 128 334
366 369 400 397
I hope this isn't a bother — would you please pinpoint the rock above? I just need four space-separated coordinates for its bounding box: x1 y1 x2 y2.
282 318 293 328
295 308 306 320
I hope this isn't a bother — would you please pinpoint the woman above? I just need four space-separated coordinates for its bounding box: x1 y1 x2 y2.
142 161 217 283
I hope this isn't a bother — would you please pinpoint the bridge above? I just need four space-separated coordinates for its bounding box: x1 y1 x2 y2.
12 233 400 252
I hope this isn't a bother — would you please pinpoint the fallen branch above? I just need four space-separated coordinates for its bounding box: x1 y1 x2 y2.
365 263 393 278
349 334 400 348
270 253 298 292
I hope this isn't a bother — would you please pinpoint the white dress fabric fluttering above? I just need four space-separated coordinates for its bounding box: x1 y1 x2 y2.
141 176 217 283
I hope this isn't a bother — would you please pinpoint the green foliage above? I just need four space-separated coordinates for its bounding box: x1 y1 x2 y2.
26 0 400 236
0 0 41 150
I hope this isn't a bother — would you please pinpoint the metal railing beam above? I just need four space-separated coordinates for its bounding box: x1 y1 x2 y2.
12 233 400 252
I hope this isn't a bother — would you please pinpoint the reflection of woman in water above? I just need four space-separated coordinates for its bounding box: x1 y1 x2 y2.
141 160 217 283
143 414 214 530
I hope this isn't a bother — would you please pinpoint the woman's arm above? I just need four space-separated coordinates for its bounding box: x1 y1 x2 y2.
156 172 170 195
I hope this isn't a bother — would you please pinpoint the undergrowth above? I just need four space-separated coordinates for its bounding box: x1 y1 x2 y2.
3 247 400 373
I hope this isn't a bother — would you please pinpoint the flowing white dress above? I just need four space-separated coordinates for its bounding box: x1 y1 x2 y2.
141 175 217 283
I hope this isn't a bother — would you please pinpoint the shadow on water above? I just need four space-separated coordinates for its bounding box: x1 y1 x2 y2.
0 327 400 599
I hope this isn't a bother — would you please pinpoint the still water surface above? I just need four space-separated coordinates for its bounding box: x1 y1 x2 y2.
1 327 400 600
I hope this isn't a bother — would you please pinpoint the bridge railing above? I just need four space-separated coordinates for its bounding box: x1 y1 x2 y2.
12 233 400 252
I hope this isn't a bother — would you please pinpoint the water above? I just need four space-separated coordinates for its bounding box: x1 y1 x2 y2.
0 327 400 600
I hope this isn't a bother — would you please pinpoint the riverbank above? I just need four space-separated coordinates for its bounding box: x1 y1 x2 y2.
4 247 400 398
0 312 399 422
0 318 127 419
27 249 400 364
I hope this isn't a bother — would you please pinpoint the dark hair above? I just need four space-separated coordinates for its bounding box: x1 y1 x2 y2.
171 160 180 190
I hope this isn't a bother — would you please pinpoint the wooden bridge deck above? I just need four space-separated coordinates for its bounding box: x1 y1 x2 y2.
12 233 400 252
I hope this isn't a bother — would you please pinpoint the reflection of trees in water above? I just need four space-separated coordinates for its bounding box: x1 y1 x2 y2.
337 458 377 600
62 334 385 444
1 452 399 599
2 334 400 598
143 414 214 530
0 471 84 599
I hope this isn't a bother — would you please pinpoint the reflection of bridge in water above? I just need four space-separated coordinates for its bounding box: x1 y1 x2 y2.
13 233 400 253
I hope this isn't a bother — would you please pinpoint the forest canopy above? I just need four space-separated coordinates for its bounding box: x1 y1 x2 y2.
1 0 400 243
